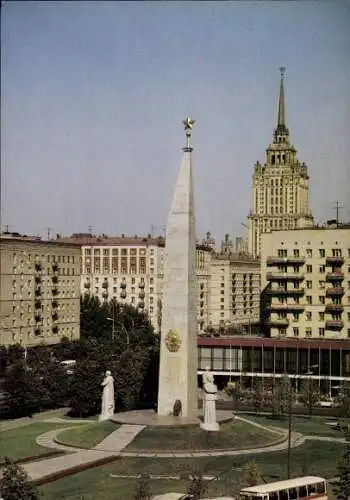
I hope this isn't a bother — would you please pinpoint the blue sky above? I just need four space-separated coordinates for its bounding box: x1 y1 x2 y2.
2 1 350 242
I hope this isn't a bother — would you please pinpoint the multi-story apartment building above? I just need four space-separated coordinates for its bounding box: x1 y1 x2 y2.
260 224 350 339
209 252 260 332
248 67 314 257
60 233 212 333
0 233 81 346
60 232 259 333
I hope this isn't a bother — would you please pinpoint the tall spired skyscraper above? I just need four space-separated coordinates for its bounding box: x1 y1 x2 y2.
248 68 314 258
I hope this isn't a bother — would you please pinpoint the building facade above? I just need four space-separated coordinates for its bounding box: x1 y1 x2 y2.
248 68 314 258
0 234 81 346
208 253 260 332
260 225 350 340
197 336 350 396
60 233 260 333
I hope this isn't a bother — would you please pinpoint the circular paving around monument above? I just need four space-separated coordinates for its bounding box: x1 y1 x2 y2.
110 409 233 428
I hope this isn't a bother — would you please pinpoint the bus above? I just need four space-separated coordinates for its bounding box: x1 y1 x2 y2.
239 476 327 500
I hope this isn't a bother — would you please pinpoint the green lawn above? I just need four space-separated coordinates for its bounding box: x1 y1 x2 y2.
56 421 119 449
243 413 344 437
40 441 344 500
125 419 279 451
0 422 74 461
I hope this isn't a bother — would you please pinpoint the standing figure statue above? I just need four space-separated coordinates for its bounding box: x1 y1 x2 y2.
200 366 220 432
99 370 115 422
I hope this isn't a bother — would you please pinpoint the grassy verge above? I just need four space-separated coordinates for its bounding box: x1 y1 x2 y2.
40 441 344 499
56 421 119 449
243 413 343 437
0 422 74 461
125 419 279 451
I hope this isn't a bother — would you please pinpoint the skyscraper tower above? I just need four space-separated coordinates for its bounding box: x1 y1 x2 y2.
248 68 314 258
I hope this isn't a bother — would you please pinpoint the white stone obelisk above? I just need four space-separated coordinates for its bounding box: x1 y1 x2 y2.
157 118 198 419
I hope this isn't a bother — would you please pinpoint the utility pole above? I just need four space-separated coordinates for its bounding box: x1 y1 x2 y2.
333 201 344 225
287 388 292 478
47 228 51 240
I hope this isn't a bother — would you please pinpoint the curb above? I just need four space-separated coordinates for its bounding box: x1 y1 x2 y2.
14 451 64 465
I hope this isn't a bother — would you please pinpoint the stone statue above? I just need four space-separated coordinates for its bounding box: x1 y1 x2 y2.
200 366 220 432
99 370 115 422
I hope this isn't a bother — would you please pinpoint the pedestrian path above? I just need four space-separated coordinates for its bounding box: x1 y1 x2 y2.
94 424 146 452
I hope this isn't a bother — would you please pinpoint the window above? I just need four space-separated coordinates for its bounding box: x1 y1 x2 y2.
306 280 312 289
319 295 325 304
293 327 299 337
306 265 312 273
299 486 307 497
279 490 288 500
319 327 325 336
305 328 312 338
307 484 317 495
319 249 325 258
306 249 312 257
319 312 325 321
289 488 298 500
316 482 325 494
319 280 325 289
306 311 312 320
293 249 300 257
306 296 312 304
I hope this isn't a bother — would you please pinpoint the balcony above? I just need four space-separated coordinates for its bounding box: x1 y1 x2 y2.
84 281 90 289
35 288 42 297
138 302 145 309
120 282 127 289
326 256 344 266
35 327 42 336
35 276 42 284
52 263 58 272
52 275 58 284
268 304 305 312
52 288 58 296
325 304 344 313
35 263 42 272
266 287 305 296
120 291 127 299
266 256 305 266
326 287 344 297
35 314 41 323
52 312 58 321
326 272 344 281
102 291 108 299
139 291 145 299
325 320 344 330
35 300 41 309
267 317 289 327
139 282 145 289
52 325 59 334
102 281 108 289
267 272 304 282
52 300 58 308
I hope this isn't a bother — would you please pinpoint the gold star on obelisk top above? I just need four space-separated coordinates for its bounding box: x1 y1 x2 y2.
183 117 195 132
183 117 195 150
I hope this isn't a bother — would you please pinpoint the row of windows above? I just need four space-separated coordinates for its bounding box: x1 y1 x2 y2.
85 266 151 275
13 253 77 264
84 248 150 256
277 248 349 257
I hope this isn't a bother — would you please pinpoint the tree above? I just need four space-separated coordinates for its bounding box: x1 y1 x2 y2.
243 460 262 487
251 379 266 414
268 375 292 417
333 431 350 500
80 294 110 340
299 379 320 417
4 362 42 418
225 381 245 412
336 386 350 422
0 457 39 500
132 474 151 500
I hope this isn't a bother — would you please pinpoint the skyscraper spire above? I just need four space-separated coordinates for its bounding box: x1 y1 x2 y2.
274 66 289 142
277 66 286 127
